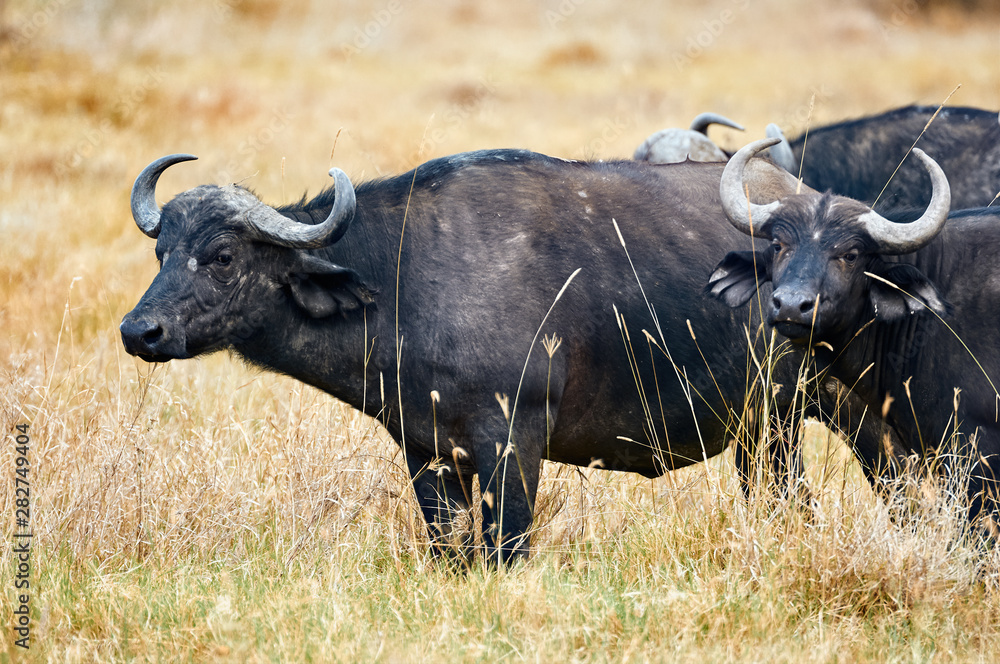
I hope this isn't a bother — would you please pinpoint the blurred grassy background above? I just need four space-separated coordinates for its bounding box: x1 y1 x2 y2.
1 0 998 358
1 1 999 661
1 0 997 354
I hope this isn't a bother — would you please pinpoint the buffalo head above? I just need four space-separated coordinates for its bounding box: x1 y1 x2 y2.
708 138 952 344
120 155 373 362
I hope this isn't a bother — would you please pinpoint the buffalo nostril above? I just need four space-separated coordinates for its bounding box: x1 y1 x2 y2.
799 298 815 314
772 295 782 311
120 318 164 353
142 325 164 345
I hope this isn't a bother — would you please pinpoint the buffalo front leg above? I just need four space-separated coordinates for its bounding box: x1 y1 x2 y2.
965 439 1000 540
407 454 475 562
735 419 813 507
818 378 908 506
475 426 543 566
733 396 814 508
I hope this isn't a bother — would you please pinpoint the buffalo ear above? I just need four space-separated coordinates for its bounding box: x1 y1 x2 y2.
869 262 950 321
707 251 772 308
287 253 375 319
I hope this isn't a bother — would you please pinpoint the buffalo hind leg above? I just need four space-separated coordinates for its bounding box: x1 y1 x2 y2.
407 455 475 563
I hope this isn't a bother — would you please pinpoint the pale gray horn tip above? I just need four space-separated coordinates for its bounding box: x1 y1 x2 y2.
910 148 948 187
757 136 781 150
689 112 745 134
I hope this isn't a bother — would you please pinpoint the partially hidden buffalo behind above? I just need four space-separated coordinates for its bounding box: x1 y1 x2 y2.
766 104 1000 213
709 138 1000 530
122 149 834 564
633 112 744 164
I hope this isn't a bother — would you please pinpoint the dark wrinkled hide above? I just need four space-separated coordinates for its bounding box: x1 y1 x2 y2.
122 149 853 563
712 203 1000 527
783 105 1000 214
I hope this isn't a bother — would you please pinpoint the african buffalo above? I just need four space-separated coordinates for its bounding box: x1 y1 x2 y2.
767 104 1000 213
709 137 1000 528
634 112 744 164
120 148 865 564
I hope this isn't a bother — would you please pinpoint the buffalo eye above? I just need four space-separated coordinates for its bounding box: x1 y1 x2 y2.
771 241 785 256
839 250 859 266
215 252 233 266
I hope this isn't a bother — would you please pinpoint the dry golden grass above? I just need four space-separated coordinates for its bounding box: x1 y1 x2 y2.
2 0 1000 661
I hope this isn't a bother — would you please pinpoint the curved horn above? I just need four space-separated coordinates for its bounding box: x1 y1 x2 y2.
764 124 797 173
689 112 745 135
719 138 783 238
245 167 357 249
131 153 198 238
856 148 951 255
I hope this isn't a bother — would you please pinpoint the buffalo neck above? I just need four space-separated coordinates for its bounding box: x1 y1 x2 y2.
808 228 969 450
233 179 412 423
278 177 407 286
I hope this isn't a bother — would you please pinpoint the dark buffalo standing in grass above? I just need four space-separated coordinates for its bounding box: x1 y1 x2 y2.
710 138 1000 527
121 149 842 564
767 104 1000 213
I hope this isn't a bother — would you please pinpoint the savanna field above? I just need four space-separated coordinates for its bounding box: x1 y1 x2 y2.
2 0 1000 661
